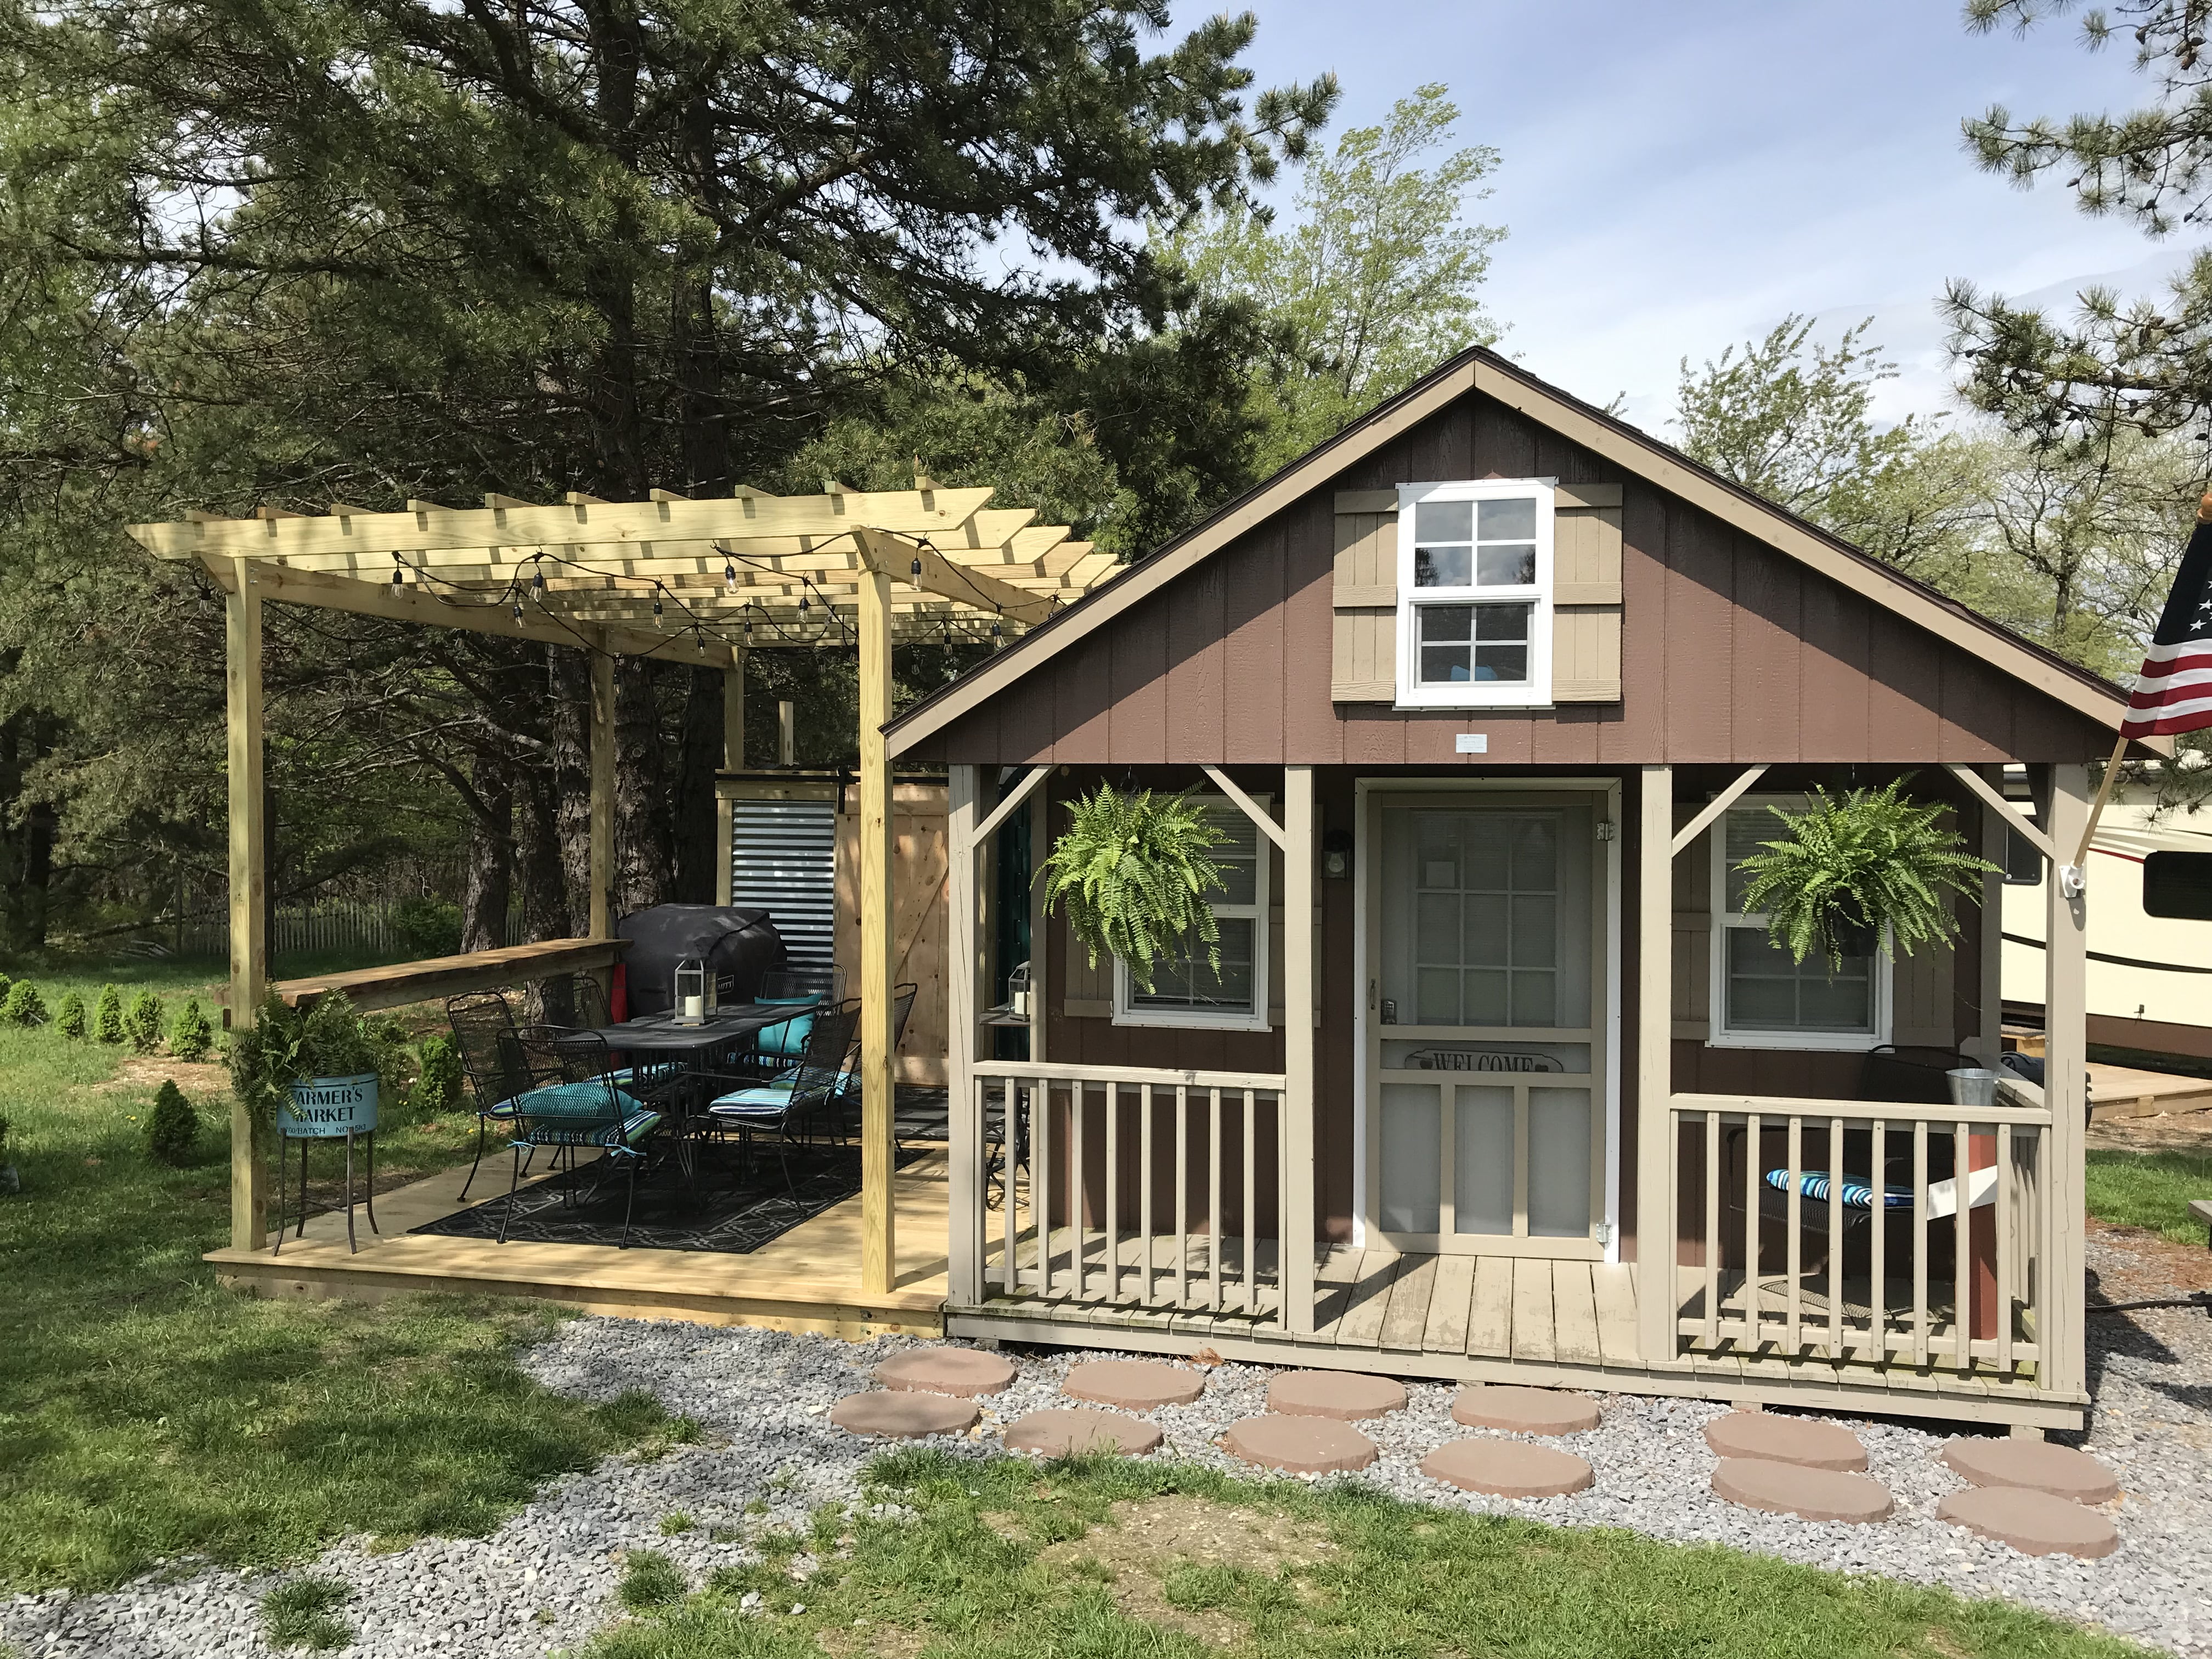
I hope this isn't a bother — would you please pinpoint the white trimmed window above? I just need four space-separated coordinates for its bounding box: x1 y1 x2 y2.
1395 479 1554 708
1113 797 1271 1031
1709 798 1892 1051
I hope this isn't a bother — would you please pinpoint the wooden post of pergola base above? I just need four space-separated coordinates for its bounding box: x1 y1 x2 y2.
225 555 269 1249
856 551 898 1294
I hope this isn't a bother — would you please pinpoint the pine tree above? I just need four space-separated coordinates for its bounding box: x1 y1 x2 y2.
143 1079 199 1166
93 984 123 1043
169 998 213 1063
54 990 86 1039
1 981 47 1026
123 989 163 1053
408 1034 464 1119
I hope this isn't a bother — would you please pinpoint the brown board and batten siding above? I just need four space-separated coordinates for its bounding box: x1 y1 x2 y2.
899 390 2114 771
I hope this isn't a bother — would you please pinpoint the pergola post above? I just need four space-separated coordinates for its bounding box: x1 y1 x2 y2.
856 558 897 1296
715 654 743 905
1636 764 1674 1361
225 557 269 1250
946 765 983 1305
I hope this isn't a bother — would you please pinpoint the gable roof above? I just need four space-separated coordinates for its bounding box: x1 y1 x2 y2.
886 345 2163 757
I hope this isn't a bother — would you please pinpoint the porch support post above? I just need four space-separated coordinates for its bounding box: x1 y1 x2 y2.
947 766 984 1304
1974 766 2006 1063
224 556 268 1251
1635 764 1675 1362
1282 765 1318 1333
714 655 743 905
1027 784 1049 1063
2042 762 2091 1395
857 558 897 1296
588 645 614 940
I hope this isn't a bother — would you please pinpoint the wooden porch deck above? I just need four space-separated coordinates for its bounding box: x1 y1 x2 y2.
949 1238 2085 1430
207 1151 952 1339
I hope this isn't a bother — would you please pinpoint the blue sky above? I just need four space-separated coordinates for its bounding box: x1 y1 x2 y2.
1194 0 2190 431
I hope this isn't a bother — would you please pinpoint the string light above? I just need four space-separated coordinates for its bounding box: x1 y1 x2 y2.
990 617 1003 648
391 554 406 589
743 613 753 643
531 561 546 597
910 555 922 578
724 560 737 594
652 593 664 627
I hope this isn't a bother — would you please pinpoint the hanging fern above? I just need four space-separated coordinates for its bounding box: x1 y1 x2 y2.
1041 785 1229 994
1735 778 1999 970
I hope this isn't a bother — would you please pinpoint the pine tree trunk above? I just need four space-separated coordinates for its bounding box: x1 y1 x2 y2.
549 647 594 935
614 657 672 916
514 763 571 943
460 759 514 951
672 664 722 902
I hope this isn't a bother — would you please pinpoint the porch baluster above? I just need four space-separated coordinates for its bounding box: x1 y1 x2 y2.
1996 1120 2013 1372
1104 1082 1120 1302
1703 1111 1721 1350
1952 1119 1971 1364
1032 1076 1052 1295
1912 1120 1929 1365
1869 1118 1888 1358
1207 1087 1224 1311
1243 1088 1258 1317
1785 1116 1802 1355
1827 1118 1844 1359
1139 1084 1155 1305
1175 1085 1190 1308
1743 1111 1762 1342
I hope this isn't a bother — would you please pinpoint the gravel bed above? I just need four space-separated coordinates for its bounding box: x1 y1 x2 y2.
6 1255 2209 1658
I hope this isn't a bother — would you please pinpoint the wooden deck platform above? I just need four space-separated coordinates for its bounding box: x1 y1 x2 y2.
207 1152 952 1338
949 1240 2085 1430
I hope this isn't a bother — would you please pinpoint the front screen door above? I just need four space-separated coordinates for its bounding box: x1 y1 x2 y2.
1364 792 1609 1258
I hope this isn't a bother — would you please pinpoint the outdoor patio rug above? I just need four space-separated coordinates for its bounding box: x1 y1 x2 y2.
410 1143 923 1254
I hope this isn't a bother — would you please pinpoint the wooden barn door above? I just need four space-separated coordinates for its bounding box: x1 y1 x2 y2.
1364 789 1610 1259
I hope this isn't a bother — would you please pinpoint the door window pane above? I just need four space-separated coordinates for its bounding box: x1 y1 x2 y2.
1399 809 1567 1029
1381 1084 1442 1233
1454 1086 1514 1234
1527 1087 1592 1237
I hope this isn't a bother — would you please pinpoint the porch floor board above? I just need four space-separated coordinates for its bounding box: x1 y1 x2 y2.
205 1151 952 1337
952 1233 2084 1429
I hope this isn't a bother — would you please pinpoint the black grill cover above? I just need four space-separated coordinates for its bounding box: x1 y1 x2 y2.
615 905 786 1016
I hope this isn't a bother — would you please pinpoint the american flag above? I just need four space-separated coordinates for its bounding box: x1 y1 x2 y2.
2123 498 2212 740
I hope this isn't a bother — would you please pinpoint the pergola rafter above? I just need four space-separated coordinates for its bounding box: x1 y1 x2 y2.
126 482 1124 1291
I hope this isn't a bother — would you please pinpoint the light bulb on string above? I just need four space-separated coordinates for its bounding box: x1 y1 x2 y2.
531 562 546 597
910 555 922 578
652 592 664 628
391 558 405 590
724 560 737 594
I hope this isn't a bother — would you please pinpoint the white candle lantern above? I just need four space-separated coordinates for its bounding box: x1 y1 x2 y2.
673 956 709 1025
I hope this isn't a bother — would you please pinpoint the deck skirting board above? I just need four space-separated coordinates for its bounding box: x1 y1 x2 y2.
943 1306 2086 1430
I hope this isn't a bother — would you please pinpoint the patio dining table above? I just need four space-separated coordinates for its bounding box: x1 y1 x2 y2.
555 1003 815 1190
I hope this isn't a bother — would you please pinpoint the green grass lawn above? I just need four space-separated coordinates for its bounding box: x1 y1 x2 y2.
589 1450 2147 1659
0 957 690 1596
2085 1148 2212 1246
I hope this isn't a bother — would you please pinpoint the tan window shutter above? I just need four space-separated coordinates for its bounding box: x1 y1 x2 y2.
1553 482 1623 702
1332 490 1398 702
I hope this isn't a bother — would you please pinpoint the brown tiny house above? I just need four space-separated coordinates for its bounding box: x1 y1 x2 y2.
893 347 2155 1431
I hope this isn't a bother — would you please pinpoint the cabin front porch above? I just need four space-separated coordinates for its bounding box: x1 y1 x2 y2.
938 760 2092 1431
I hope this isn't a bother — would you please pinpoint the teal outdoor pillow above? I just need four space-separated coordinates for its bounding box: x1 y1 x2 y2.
754 994 820 1059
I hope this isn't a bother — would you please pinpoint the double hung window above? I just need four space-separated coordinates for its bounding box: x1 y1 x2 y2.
1395 480 1554 708
1710 799 1891 1049
1111 797 1271 1031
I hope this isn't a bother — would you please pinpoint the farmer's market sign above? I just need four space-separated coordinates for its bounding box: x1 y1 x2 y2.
278 1073 379 1139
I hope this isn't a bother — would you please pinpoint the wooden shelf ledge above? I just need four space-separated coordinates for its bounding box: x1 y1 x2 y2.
266 936 630 1015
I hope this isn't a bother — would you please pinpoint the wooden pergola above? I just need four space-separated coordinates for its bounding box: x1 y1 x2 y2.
128 482 1121 1290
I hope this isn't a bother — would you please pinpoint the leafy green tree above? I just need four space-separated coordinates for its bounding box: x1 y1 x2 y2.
0 980 46 1025
54 990 86 1039
1168 83 1505 470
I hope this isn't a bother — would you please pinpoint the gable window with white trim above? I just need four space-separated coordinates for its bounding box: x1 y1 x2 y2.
1709 798 1892 1050
1112 797 1271 1030
1395 479 1554 708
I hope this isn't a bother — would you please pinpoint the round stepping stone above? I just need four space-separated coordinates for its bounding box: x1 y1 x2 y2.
1712 1458 1892 1523
1940 1437 2119 1504
1421 1438 1594 1498
1003 1408 1164 1457
1703 1409 1866 1471
830 1391 979 1438
1222 1414 1378 1474
1938 1486 2120 1558
1451 1384 1600 1436
1266 1369 1407 1420
874 1348 1017 1397
1064 1358 1206 1410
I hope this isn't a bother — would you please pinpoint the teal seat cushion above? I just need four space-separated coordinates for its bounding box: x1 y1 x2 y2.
754 994 820 1059
514 1080 647 1120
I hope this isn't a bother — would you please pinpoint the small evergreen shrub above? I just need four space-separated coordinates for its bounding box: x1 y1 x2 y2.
144 1079 200 1166
93 984 125 1043
123 989 164 1053
408 1032 464 1117
392 895 464 958
55 990 86 1039
170 997 213 1062
1 980 48 1026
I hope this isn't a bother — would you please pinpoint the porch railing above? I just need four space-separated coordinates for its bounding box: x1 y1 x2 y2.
964 1060 1290 1328
1662 1077 2051 1374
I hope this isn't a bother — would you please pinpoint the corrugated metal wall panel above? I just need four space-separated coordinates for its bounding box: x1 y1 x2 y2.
730 798 837 969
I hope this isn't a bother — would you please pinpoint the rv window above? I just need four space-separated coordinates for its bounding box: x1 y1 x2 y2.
2143 850 2212 921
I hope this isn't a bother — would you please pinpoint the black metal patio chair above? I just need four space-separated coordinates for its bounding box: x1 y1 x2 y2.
701 998 861 1200
493 1026 664 1248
